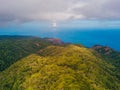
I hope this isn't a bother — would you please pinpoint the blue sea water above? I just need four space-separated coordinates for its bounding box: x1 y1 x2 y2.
51 29 120 51
0 28 120 51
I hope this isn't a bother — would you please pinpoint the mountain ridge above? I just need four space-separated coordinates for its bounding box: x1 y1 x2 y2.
0 45 119 90
0 36 120 90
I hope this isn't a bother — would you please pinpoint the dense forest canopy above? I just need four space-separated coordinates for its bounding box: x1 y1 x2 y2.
0 36 119 90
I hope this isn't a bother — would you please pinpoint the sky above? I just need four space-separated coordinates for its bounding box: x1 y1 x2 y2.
0 0 120 30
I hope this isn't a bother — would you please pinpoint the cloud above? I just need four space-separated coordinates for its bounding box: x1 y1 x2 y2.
72 0 120 20
0 0 120 25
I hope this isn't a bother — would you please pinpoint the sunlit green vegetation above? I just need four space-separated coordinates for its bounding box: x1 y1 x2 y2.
0 44 119 90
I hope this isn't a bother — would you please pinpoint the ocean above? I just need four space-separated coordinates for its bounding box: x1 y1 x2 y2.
0 28 120 51
38 28 120 51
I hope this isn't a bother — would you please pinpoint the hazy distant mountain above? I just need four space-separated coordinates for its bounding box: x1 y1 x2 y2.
0 36 120 90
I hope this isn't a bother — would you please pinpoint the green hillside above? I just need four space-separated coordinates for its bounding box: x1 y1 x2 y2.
92 45 120 83
0 36 53 71
0 45 119 90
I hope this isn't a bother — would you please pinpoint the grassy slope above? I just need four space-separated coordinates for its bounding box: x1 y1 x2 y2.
0 45 119 90
0 36 52 71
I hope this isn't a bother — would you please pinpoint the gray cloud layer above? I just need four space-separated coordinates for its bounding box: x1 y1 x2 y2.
0 0 120 25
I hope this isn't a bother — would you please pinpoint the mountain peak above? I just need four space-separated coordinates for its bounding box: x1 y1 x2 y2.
44 38 64 45
92 45 113 55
